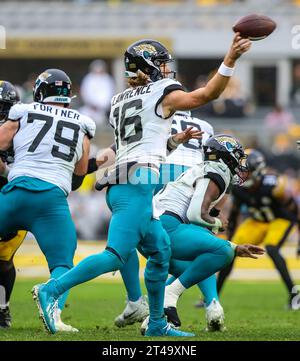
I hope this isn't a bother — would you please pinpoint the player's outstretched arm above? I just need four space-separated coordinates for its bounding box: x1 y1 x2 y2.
235 244 265 259
162 33 251 114
0 120 19 150
167 127 204 151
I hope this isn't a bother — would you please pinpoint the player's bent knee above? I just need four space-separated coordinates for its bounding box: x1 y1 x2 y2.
105 247 126 268
220 243 235 267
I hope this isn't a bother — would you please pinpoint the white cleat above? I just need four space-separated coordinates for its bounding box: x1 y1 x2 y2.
54 309 79 333
114 296 149 328
140 315 149 336
205 298 226 332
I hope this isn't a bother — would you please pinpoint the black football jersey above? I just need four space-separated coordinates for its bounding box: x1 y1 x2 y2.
232 174 297 222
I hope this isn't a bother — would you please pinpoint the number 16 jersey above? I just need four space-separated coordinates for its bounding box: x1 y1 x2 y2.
7 102 96 195
110 78 183 167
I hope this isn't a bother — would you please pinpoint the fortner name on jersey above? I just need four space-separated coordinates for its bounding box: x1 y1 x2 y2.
8 102 96 195
109 78 183 167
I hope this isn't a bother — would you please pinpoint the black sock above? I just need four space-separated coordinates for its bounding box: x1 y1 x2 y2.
217 259 235 295
265 245 294 294
0 260 16 306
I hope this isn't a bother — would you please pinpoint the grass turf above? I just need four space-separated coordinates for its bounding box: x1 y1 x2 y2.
1 278 300 341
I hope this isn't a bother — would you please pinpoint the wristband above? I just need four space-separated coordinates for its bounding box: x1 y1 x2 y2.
228 241 237 251
167 136 180 150
218 62 235 77
211 217 223 234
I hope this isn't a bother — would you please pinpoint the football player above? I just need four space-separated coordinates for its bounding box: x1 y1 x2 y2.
33 34 251 336
0 81 27 328
139 135 264 332
114 111 216 328
217 149 299 309
0 69 95 331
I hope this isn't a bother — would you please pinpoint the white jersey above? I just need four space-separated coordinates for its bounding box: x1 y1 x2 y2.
154 160 231 223
109 78 183 167
166 112 214 167
8 102 96 195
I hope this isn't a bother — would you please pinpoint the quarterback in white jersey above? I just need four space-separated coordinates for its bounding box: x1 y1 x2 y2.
0 69 95 332
110 78 184 168
33 36 252 337
153 135 264 331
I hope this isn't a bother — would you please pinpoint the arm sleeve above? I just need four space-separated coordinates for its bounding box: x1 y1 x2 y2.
72 158 98 191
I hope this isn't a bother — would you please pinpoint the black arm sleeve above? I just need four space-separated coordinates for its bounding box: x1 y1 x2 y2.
72 158 99 191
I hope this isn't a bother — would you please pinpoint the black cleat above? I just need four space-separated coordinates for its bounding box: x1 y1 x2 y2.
0 307 12 329
164 306 181 328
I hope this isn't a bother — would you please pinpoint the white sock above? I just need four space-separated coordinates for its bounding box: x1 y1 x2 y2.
164 279 186 308
0 302 9 310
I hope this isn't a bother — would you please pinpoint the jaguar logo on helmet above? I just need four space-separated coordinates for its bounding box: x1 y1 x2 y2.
38 72 51 83
133 44 157 57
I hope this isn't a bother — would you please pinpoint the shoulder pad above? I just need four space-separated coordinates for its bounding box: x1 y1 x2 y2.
80 115 96 139
8 103 29 121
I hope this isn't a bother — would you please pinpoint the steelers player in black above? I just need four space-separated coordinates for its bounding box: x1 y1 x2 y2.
0 81 27 328
217 149 299 309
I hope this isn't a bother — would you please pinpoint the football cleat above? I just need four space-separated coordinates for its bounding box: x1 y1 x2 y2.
32 282 58 334
55 309 79 333
205 298 226 332
115 295 149 328
0 306 12 329
142 316 195 337
164 306 181 327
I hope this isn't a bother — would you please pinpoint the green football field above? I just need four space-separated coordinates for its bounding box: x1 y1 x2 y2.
1 278 300 341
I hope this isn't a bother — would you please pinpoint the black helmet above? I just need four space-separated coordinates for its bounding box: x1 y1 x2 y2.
0 81 19 119
124 39 174 82
33 69 72 106
203 134 248 184
243 148 266 187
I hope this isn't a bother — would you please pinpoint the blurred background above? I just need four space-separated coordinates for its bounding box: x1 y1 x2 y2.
1 0 300 244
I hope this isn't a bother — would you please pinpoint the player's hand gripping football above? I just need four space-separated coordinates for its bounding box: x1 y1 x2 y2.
171 127 204 146
225 33 252 65
235 244 265 259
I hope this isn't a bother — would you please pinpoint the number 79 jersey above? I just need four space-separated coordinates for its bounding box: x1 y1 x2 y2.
7 102 96 195
110 78 184 167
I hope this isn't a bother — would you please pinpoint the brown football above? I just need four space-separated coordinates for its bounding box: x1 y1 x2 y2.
233 14 276 41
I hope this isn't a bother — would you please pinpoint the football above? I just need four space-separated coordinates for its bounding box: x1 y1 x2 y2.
232 14 276 41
